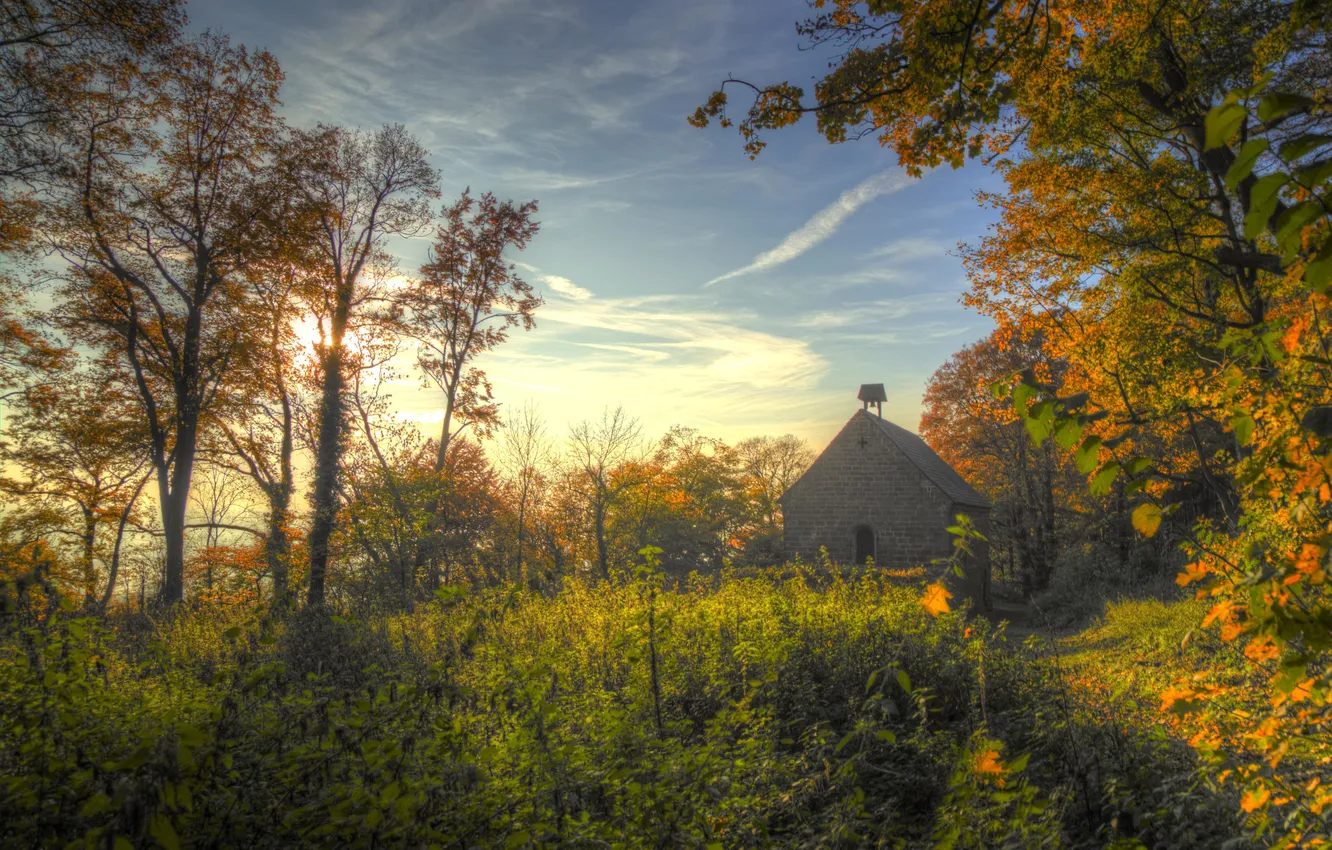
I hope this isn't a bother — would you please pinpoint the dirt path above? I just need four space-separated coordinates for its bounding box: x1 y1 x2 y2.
975 597 1042 641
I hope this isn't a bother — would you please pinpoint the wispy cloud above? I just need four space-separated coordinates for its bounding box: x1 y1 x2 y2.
861 236 955 263
541 274 593 301
706 170 915 286
796 294 954 330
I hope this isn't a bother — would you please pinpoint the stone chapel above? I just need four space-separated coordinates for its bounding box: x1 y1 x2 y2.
780 384 992 609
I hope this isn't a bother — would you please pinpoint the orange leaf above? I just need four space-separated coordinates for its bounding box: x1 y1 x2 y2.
919 583 953 617
1241 786 1271 813
974 749 1004 775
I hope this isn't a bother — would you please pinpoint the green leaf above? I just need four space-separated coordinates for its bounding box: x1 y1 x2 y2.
1257 92 1313 122
1297 158 1332 190
114 839 134 850
505 830 530 848
222 625 241 641
1025 401 1054 445
1226 138 1268 189
1054 418 1082 449
1090 462 1121 496
834 731 855 754
150 814 181 850
1244 173 1289 239
1205 100 1245 150
1012 382 1034 415
1231 413 1256 445
1125 457 1152 475
1008 752 1030 773
1075 436 1102 474
875 729 896 742
1274 663 1308 695
1279 134 1332 163
895 669 911 694
1132 503 1163 538
1303 235 1332 294
80 793 112 817
865 669 878 694
1275 200 1324 260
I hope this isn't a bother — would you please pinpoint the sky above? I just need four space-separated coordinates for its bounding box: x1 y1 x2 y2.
187 0 1006 449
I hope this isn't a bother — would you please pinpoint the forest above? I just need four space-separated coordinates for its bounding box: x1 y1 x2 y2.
2 0 1331 847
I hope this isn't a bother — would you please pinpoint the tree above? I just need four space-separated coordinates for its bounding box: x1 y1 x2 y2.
0 1 171 408
297 124 438 607
0 0 183 182
49 33 287 606
499 401 557 587
337 351 503 600
609 427 748 577
400 189 541 470
185 465 256 594
921 330 1097 592
735 434 813 531
209 256 311 608
0 369 149 606
340 332 432 602
568 406 645 580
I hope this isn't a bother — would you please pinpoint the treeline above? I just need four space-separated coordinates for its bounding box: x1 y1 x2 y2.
0 2 816 613
919 330 1192 607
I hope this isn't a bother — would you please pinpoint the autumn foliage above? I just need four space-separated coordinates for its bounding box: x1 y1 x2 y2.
695 0 1332 843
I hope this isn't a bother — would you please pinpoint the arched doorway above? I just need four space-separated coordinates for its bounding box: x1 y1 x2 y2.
853 525 875 565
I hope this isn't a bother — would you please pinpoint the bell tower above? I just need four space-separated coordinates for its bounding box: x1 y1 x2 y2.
857 383 886 417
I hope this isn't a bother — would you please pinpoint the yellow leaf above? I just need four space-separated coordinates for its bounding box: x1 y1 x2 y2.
1131 503 1162 538
919 583 952 617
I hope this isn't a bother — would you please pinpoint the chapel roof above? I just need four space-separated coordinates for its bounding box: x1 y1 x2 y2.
858 410 991 509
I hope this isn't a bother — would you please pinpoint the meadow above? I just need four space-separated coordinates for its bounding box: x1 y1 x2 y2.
1 565 1258 849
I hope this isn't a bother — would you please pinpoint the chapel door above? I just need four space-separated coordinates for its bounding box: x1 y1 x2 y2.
854 526 875 565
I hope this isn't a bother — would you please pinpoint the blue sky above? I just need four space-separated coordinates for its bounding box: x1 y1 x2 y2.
188 0 1005 447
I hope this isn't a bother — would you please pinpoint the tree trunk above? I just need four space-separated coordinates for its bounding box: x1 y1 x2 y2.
307 327 346 607
156 460 189 606
435 388 457 474
307 275 353 607
594 499 610 581
100 470 150 613
80 505 97 606
266 494 291 607
516 493 527 587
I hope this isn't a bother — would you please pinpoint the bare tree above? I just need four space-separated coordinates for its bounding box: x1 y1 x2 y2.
735 434 814 530
186 465 251 591
568 406 645 580
500 401 557 587
295 124 439 607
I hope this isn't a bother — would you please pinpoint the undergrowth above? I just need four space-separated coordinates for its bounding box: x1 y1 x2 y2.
0 564 1256 848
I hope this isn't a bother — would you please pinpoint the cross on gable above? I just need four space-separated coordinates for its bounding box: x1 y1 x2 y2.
858 435 869 448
